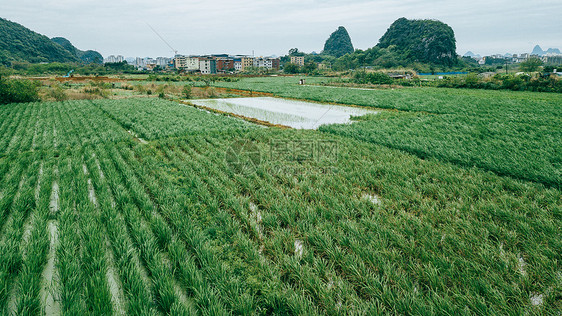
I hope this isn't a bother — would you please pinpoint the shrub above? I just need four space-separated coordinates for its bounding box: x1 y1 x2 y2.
47 85 68 101
182 85 192 99
0 77 40 104
354 71 393 85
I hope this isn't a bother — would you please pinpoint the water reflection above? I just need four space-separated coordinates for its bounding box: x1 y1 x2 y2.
190 97 377 129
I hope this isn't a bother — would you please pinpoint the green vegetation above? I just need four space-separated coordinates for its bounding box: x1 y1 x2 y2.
297 18 460 72
0 100 130 155
376 18 457 66
0 18 102 65
323 26 354 58
353 71 393 85
283 63 301 74
0 18 77 64
434 73 562 93
3 61 140 76
213 76 562 188
519 57 544 73
0 83 560 314
93 98 254 139
51 37 103 64
0 77 39 104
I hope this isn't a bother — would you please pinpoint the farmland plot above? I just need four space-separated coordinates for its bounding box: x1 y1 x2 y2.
214 77 562 188
190 97 378 129
93 98 254 140
0 101 130 155
0 98 560 314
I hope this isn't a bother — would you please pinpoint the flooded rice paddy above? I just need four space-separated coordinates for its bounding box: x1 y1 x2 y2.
189 97 378 129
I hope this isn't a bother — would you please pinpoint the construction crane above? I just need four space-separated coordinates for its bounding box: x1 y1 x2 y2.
63 69 74 78
146 23 178 56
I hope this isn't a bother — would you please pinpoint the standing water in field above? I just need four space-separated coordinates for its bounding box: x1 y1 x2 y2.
189 97 378 129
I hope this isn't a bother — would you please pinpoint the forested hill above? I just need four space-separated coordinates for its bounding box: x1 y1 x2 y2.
323 26 354 57
331 17 458 71
377 17 457 66
52 37 103 64
0 18 101 65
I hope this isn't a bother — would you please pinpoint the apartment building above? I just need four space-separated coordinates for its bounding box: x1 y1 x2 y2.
234 59 242 72
241 57 254 71
103 55 124 63
199 58 217 74
216 58 235 72
290 56 305 66
253 57 280 70
174 55 200 71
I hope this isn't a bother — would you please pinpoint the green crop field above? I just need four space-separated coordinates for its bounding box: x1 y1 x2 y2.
214 76 562 188
0 93 560 314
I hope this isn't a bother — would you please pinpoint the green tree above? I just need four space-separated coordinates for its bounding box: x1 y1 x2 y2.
283 63 300 74
182 85 192 99
288 48 305 56
519 57 543 73
0 77 40 104
302 61 318 74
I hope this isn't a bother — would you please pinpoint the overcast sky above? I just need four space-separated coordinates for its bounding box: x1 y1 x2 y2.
3 0 561 58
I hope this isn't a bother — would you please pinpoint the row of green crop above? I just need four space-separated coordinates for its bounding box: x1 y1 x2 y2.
212 76 562 188
92 98 254 140
212 76 562 116
0 152 39 313
83 145 157 314
0 100 130 155
320 111 562 188
114 129 561 314
120 136 320 313
0 128 560 314
11 158 51 314
96 141 200 314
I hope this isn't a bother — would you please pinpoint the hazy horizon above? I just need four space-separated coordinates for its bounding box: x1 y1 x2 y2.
3 0 561 59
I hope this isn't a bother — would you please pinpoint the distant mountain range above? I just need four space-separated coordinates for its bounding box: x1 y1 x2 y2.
463 51 481 58
465 45 561 59
531 45 561 56
0 17 102 64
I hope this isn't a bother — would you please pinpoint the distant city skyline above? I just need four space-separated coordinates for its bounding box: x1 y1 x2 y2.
3 0 561 58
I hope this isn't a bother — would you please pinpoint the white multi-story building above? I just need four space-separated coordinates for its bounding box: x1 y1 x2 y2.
185 57 199 71
174 55 200 70
234 59 242 72
199 58 216 74
253 57 276 69
156 57 171 67
103 55 125 63
134 57 146 67
253 57 267 68
252 57 280 70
